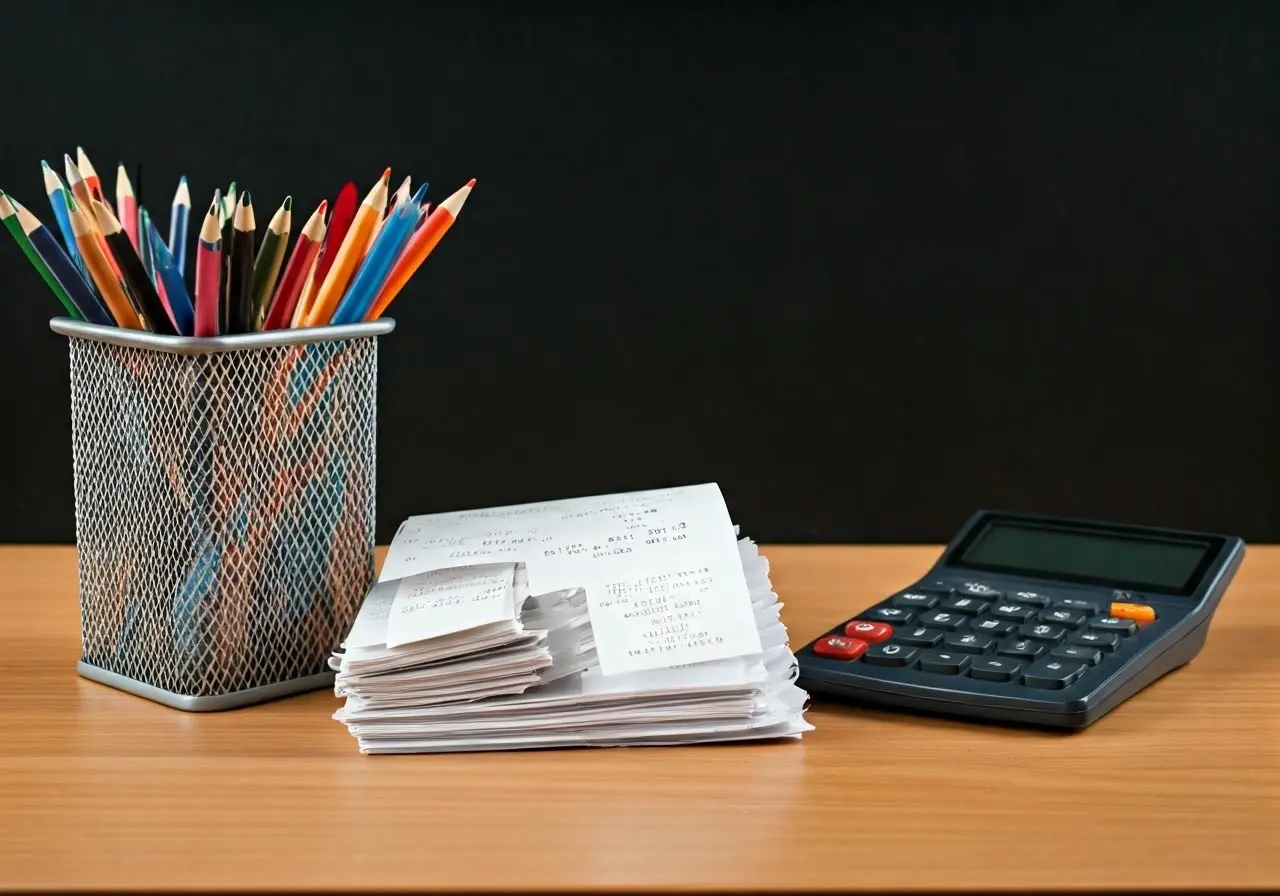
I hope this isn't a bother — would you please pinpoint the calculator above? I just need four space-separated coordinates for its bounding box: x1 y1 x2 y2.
796 510 1245 728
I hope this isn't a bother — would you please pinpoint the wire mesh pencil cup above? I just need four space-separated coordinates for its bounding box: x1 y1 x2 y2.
50 317 395 711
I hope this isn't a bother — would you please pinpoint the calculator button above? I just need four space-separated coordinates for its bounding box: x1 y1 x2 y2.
1111 589 1142 603
865 607 914 624
941 595 988 615
843 620 893 643
1023 658 1086 688
1089 616 1139 636
970 657 1022 682
1054 598 1100 614
972 617 1016 636
1070 630 1120 652
918 650 970 674
1018 622 1067 642
1040 608 1087 627
892 591 939 610
1109 602 1157 623
896 626 944 647
991 603 1037 621
862 643 918 667
943 632 995 654
918 610 966 631
958 582 1003 599
998 637 1045 659
1012 591 1052 606
1051 645 1103 666
812 636 869 661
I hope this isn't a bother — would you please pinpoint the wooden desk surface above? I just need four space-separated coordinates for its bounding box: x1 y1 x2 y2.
0 545 1276 893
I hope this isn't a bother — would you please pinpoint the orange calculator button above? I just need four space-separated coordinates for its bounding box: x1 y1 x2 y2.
1109 602 1156 623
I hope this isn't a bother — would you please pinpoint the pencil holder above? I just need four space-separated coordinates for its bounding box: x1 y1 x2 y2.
50 317 395 711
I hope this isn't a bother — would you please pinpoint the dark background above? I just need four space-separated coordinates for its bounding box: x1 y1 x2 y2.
0 1 1275 545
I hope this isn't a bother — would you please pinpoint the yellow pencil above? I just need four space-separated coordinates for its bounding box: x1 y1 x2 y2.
302 168 390 326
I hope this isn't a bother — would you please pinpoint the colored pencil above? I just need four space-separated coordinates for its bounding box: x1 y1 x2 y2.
40 161 83 259
227 192 256 333
65 155 123 279
331 185 423 325
169 176 190 276
366 179 475 321
146 222 195 336
295 181 357 323
302 169 390 327
138 207 156 281
66 194 140 328
76 146 105 203
364 176 409 258
140 207 174 324
0 190 82 319
263 200 326 330
116 164 138 251
10 196 112 324
291 254 320 328
194 194 222 337
249 196 292 330
92 199 177 335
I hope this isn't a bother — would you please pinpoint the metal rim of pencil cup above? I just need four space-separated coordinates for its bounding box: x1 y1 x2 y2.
49 316 396 354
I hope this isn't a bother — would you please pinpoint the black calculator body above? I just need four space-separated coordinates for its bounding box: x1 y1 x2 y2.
796 511 1246 728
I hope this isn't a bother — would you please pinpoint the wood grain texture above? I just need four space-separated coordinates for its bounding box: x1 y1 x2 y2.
0 544 1276 893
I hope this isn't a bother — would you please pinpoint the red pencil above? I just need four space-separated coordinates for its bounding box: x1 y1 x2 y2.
116 164 139 251
76 147 104 201
194 193 222 337
263 199 327 330
294 182 357 323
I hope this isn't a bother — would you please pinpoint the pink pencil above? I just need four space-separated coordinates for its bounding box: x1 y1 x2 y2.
194 194 222 336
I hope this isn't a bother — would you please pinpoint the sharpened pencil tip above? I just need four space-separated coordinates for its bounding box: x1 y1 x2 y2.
283 195 292 211
380 167 391 184
240 191 251 207
410 183 428 204
466 178 477 188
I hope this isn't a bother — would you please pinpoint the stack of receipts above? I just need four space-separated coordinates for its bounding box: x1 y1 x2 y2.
330 483 813 753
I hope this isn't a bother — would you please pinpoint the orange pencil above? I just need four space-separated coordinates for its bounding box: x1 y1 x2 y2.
366 179 474 321
66 194 140 328
302 168 391 326
65 155 123 280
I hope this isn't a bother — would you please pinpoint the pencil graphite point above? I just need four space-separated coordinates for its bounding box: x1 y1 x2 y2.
283 195 292 211
380 167 391 184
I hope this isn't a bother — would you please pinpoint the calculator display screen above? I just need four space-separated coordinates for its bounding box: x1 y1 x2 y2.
952 518 1217 595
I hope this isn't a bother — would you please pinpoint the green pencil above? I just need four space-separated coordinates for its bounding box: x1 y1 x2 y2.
0 190 81 319
250 195 291 330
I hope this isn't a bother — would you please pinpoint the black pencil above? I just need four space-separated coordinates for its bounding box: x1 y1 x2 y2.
228 192 256 333
219 195 234 335
91 199 177 335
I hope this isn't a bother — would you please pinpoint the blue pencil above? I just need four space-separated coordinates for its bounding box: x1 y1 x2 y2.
169 176 190 276
40 160 93 288
139 207 157 282
146 222 195 336
330 184 425 324
12 197 113 325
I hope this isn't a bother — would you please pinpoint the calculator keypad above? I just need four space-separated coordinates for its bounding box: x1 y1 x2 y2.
819 583 1159 692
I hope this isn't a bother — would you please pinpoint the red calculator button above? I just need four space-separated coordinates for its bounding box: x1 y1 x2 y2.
813 635 869 660
844 620 893 643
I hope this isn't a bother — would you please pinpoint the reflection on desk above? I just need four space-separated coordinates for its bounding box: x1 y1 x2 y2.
0 544 1276 893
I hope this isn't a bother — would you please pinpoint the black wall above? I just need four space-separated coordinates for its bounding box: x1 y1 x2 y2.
0 1 1275 544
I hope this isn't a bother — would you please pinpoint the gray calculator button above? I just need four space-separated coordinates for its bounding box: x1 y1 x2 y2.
1023 658 1086 689
1055 598 1100 614
892 591 939 609
918 650 970 674
970 657 1021 682
1041 608 1088 627
1051 645 1103 666
866 607 914 623
943 632 995 654
1070 630 1119 652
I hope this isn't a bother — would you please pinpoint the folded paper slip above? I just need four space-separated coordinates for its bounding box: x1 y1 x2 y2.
330 484 813 753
